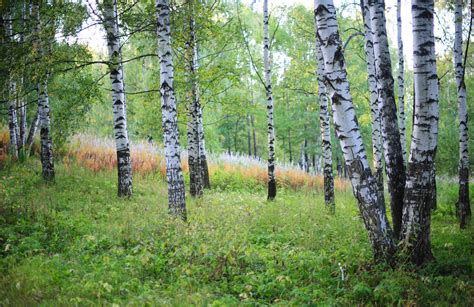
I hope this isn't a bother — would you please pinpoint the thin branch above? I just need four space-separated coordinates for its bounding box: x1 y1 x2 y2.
343 31 364 50
236 11 265 87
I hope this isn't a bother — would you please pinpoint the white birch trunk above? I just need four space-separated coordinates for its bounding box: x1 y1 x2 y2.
19 2 27 149
197 98 210 189
315 0 396 261
454 0 470 227
264 0 277 200
397 0 407 164
38 77 55 180
360 0 384 202
156 0 187 220
31 3 54 180
368 0 406 239
18 86 27 149
314 27 335 207
185 1 203 197
401 0 439 265
103 0 133 197
26 104 39 149
4 11 19 158
192 22 210 189
7 81 19 158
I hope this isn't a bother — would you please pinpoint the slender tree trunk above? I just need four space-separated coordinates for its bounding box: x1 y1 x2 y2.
304 138 309 173
19 2 27 149
361 0 384 202
314 26 335 206
454 0 471 227
18 90 27 149
26 105 39 149
234 117 240 153
26 10 41 151
191 18 210 190
288 128 292 163
397 0 407 165
251 89 257 159
400 0 439 265
299 143 307 171
38 77 55 180
263 0 276 200
247 113 252 156
4 11 19 158
103 0 133 197
198 104 211 189
368 0 406 239
156 0 187 220
315 0 396 262
185 1 203 197
7 81 19 159
32 3 54 180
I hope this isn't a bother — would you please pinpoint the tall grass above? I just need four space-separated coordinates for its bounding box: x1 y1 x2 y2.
0 130 8 167
65 134 350 192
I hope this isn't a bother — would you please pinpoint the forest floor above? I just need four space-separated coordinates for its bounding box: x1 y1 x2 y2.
0 159 472 305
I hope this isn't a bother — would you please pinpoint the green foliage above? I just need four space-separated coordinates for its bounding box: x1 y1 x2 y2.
0 161 472 305
49 44 100 148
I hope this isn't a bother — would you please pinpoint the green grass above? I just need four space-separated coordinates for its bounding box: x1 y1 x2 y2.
0 160 472 305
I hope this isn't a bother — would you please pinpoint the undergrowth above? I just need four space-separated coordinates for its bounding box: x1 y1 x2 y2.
0 159 472 305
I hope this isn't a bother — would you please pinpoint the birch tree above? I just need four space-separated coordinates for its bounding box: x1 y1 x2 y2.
198 103 211 189
26 106 39 149
314 32 335 207
18 2 27 150
400 0 439 265
185 0 204 196
102 0 133 197
314 0 396 261
360 0 384 201
156 0 187 220
368 0 406 239
3 11 20 158
26 6 41 151
263 0 276 200
454 0 470 227
397 0 407 165
31 2 55 180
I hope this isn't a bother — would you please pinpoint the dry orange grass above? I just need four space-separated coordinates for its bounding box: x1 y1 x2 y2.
63 135 351 192
68 145 164 176
0 130 9 166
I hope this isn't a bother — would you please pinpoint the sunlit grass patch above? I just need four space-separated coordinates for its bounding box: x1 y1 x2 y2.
65 134 351 193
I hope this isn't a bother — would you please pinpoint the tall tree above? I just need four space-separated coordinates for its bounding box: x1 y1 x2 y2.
263 0 276 200
397 0 407 165
34 2 54 181
26 105 39 149
314 34 335 208
360 0 384 201
156 0 187 220
18 2 27 150
401 0 439 265
454 0 471 227
197 95 210 189
185 0 203 197
314 0 396 262
3 10 20 158
368 0 406 239
102 0 133 197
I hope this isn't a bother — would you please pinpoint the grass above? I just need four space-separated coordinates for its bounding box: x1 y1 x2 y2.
0 158 472 305
64 134 351 193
